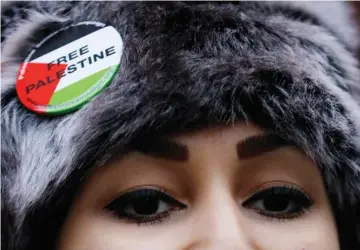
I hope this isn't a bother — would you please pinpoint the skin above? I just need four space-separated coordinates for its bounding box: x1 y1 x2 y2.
58 123 339 250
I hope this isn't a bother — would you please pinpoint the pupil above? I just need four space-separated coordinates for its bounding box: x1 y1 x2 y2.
264 195 289 211
132 196 159 215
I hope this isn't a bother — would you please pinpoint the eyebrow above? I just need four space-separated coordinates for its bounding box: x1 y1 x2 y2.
237 133 294 159
132 137 189 161
132 133 292 162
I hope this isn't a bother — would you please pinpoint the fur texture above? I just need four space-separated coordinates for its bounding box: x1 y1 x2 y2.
1 1 360 249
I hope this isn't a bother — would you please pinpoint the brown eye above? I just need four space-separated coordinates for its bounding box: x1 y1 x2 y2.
104 188 187 225
124 193 168 215
242 186 313 219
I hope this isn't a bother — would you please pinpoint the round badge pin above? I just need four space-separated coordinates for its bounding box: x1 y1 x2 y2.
16 21 123 115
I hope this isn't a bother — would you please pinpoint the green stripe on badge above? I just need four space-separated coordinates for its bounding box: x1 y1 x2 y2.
49 66 114 105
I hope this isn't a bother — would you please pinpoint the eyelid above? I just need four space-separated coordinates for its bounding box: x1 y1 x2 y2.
243 185 313 206
241 181 314 202
104 188 185 212
103 185 188 209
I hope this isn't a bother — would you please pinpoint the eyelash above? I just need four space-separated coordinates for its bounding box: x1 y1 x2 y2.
242 185 313 220
104 187 187 226
104 186 313 226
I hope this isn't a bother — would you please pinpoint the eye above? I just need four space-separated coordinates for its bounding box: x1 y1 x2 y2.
242 186 313 220
104 188 187 225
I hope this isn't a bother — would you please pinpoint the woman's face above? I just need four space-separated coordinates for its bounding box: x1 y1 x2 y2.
58 123 339 250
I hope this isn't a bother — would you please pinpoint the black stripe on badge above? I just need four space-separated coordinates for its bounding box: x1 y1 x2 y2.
31 22 106 60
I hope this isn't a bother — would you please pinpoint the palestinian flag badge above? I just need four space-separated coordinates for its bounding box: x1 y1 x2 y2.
16 21 123 115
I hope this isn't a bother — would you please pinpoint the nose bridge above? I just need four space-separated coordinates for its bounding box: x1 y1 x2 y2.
186 184 252 250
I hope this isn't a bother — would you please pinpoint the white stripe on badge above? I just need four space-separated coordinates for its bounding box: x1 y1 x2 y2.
31 26 124 91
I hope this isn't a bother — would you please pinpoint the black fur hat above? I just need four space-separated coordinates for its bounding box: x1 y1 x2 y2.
2 1 360 249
